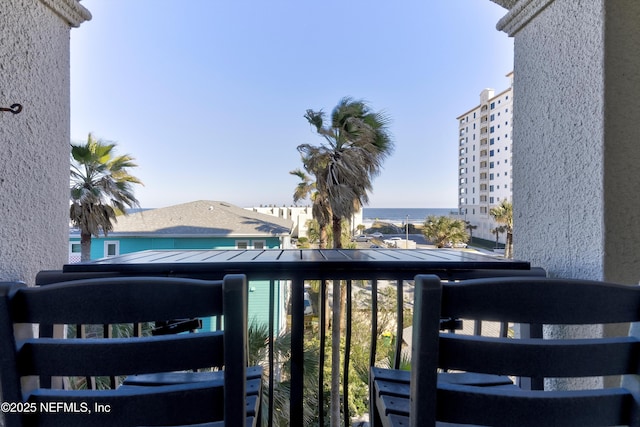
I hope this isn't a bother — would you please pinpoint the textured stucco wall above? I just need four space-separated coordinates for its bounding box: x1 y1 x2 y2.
602 2 640 285
500 0 640 390
510 0 640 285
0 0 87 284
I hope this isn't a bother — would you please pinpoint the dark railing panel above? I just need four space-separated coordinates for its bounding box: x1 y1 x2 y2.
42 248 543 427
318 279 327 427
394 279 404 370
344 280 353 425
369 279 379 370
268 279 275 427
290 277 305 426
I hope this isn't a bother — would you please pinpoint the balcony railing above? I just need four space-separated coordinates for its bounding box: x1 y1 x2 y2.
38 249 544 427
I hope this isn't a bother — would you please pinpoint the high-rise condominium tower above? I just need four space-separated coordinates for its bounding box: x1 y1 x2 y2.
456 73 513 245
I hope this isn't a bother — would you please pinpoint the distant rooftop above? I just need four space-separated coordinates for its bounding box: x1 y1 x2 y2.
82 200 294 238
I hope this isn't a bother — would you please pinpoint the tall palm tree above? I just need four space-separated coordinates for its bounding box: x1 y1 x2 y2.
70 133 143 261
422 215 469 248
490 200 513 258
297 97 393 426
298 97 393 248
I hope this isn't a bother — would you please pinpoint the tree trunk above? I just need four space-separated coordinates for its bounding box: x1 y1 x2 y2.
332 216 342 249
319 224 328 250
506 231 513 259
80 231 92 262
330 215 342 427
330 278 341 427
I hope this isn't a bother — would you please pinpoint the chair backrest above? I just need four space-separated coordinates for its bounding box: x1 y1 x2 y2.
411 274 640 427
0 274 248 427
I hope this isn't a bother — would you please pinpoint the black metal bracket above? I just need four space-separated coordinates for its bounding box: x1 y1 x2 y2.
440 317 463 331
1 104 23 115
152 318 203 335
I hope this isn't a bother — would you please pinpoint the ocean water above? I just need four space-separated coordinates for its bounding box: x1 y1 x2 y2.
362 208 457 224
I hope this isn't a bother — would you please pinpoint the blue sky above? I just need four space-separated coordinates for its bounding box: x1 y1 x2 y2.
70 1 513 209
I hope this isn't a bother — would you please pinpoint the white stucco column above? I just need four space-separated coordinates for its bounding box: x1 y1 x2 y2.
0 0 90 284
491 0 640 390
493 0 640 285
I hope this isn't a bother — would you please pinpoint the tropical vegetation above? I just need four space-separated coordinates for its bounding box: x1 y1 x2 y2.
422 215 469 248
490 199 513 258
248 323 319 427
294 97 393 426
70 133 142 261
491 226 507 250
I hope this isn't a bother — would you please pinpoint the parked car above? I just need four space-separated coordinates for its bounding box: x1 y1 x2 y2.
383 237 403 247
370 232 384 238
351 235 371 242
445 241 468 248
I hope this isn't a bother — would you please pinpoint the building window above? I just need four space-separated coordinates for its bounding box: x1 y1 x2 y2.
104 241 119 257
490 150 495 157
489 162 495 169
490 126 495 133
69 242 82 263
253 240 266 250
236 240 249 249
490 102 495 109
490 114 495 121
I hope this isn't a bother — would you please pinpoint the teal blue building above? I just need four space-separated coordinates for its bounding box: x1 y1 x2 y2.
69 200 294 334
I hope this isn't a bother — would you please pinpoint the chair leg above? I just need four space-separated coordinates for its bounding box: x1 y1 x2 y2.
369 371 382 427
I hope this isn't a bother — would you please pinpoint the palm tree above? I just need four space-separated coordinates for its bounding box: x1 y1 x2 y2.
465 221 477 244
422 215 469 248
290 168 331 249
491 225 507 249
298 97 393 248
248 322 319 427
70 133 142 261
297 97 393 426
490 200 513 258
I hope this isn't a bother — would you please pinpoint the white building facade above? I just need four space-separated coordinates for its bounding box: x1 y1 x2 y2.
457 73 513 244
249 206 363 240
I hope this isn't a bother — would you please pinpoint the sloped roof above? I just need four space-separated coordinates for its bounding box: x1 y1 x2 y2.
108 200 293 237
